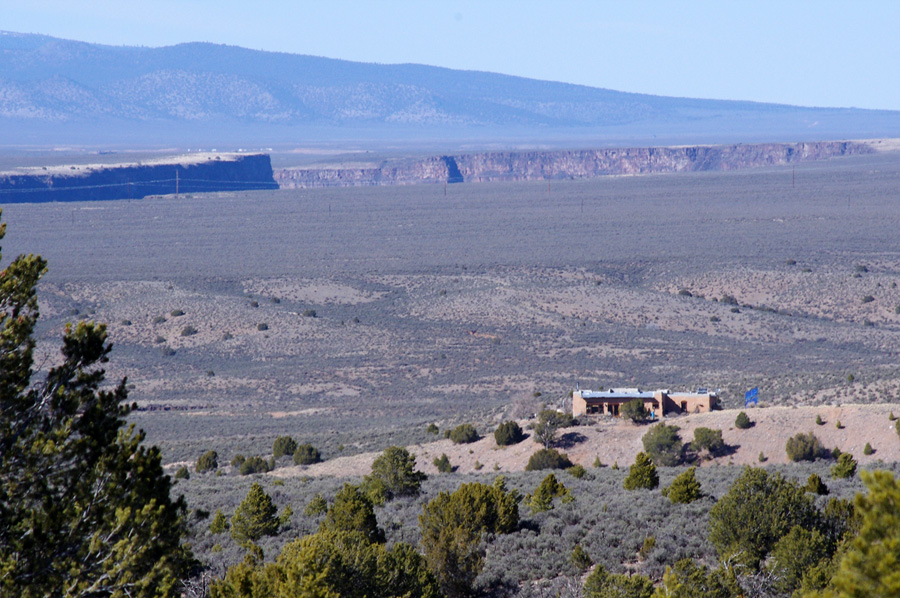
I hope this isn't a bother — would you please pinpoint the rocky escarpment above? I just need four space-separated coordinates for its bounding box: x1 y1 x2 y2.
0 153 277 203
274 140 873 188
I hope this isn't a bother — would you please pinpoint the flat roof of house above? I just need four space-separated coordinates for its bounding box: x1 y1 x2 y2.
580 389 655 400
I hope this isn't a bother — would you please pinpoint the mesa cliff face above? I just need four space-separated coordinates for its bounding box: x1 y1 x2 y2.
0 153 277 203
274 141 872 188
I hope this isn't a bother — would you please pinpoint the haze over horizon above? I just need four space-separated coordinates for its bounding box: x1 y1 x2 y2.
5 0 899 112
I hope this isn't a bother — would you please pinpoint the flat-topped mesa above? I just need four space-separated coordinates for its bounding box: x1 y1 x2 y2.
274 140 873 188
0 153 278 203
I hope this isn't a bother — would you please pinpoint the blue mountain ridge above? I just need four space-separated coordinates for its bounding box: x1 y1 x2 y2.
1 31 898 147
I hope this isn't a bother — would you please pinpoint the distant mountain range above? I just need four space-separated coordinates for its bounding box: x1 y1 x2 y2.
1 31 899 148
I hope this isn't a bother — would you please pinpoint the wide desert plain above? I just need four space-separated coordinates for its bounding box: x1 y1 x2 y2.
4 148 900 471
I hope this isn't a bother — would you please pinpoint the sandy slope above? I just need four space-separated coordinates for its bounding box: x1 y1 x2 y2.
273 404 900 478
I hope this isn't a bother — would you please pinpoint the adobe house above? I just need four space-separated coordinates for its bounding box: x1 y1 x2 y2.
572 387 718 418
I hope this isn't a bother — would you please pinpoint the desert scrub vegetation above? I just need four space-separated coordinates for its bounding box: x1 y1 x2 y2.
361 445 426 504
642 422 684 466
662 467 701 503
238 456 273 475
494 420 525 446
292 443 321 465
831 453 858 479
691 427 725 459
195 450 218 473
272 436 297 459
447 423 479 444
620 399 648 423
532 409 577 448
623 452 659 490
734 411 753 429
786 432 827 462
419 479 519 597
525 448 573 471
433 453 452 473
526 473 572 513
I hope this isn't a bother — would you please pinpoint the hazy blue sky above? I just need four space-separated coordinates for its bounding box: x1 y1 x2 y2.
5 1 899 110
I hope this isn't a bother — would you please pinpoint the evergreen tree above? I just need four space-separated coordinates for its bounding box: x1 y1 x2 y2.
767 525 830 595
621 399 648 423
196 449 219 473
419 480 519 597
804 473 830 495
708 467 818 570
664 467 701 503
292 443 321 465
651 559 741 598
210 530 440 598
272 435 297 459
527 473 572 512
691 427 725 458
320 483 385 544
624 452 659 490
209 509 229 534
584 565 654 598
642 423 683 466
494 420 525 446
362 445 426 502
0 213 194 598
734 411 753 429
831 453 857 479
812 470 900 597
230 482 280 548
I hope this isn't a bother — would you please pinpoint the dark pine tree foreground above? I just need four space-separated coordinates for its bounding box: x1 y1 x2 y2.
0 211 195 598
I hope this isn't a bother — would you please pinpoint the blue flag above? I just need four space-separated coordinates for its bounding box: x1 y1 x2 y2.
744 387 759 407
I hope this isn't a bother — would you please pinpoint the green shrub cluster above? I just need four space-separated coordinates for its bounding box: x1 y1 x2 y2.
620 399 647 423
691 427 725 457
831 453 857 479
527 473 572 512
663 467 701 503
360 446 426 504
273 436 298 459
734 411 753 429
195 449 218 473
293 443 322 465
433 454 452 473
623 452 658 491
786 432 826 462
494 420 525 446
642 423 683 466
239 456 273 475
448 423 479 444
419 479 518 597
525 448 573 471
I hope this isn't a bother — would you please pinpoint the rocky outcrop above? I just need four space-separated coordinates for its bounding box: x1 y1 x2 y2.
0 153 277 203
274 141 872 189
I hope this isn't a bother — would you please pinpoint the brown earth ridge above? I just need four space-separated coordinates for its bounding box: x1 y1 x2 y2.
274 140 874 188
